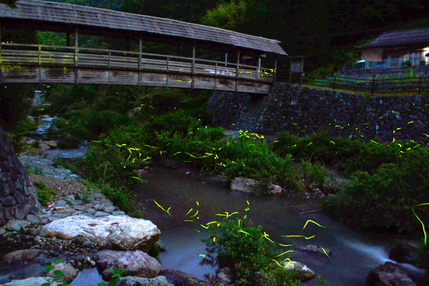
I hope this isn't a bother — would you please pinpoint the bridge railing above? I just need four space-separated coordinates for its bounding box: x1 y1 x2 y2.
0 43 274 83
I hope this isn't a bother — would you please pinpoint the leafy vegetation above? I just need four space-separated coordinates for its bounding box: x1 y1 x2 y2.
202 216 302 285
34 181 55 206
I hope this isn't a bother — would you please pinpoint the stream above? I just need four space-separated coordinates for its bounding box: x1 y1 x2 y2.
135 166 426 286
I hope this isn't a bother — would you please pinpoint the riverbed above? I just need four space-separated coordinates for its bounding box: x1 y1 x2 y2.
136 166 425 286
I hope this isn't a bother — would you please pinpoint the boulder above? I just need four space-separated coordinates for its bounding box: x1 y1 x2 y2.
161 269 211 286
5 220 24 232
366 262 417 286
117 276 174 286
231 177 282 194
95 250 161 281
2 249 43 264
389 243 417 265
40 215 160 251
0 277 59 286
298 245 332 257
283 261 315 282
46 262 79 284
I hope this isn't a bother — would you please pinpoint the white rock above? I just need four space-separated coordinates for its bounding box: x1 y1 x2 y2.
40 215 160 251
95 250 162 281
231 177 282 194
0 277 59 286
46 262 79 283
283 261 315 281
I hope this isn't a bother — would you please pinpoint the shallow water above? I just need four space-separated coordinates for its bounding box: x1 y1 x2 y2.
136 167 425 285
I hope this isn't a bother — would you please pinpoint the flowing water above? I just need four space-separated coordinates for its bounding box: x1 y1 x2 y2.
135 167 426 286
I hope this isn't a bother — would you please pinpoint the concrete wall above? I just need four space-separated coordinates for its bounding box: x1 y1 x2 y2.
207 83 429 143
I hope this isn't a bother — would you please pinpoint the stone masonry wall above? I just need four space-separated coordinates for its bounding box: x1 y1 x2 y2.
207 83 429 143
0 128 40 226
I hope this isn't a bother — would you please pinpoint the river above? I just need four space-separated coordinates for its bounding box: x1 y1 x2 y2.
135 166 426 286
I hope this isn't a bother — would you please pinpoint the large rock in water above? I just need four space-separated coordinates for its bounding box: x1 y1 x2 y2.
0 128 40 226
283 261 316 282
366 262 417 286
94 250 162 281
0 277 59 286
40 215 160 251
161 269 211 286
117 276 173 286
231 177 282 194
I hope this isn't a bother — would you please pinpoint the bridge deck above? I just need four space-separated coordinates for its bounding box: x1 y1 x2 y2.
0 44 275 93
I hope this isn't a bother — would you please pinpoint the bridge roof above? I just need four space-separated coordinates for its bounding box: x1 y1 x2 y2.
0 0 287 56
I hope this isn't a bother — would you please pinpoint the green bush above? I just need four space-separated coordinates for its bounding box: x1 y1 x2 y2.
34 181 55 206
202 217 302 285
324 148 429 233
8 118 38 154
298 160 333 190
55 110 136 142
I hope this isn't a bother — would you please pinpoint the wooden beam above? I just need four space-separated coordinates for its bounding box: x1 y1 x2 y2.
236 51 240 92
0 20 2 83
75 29 78 84
138 37 142 86
192 42 195 89
274 57 277 83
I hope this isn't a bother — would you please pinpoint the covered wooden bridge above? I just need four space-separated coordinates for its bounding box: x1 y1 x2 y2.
0 0 287 94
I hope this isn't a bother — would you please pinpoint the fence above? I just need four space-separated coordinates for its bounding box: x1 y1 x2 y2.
302 75 429 95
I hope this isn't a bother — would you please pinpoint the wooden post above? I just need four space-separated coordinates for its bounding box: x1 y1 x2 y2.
0 21 3 83
74 29 78 84
274 57 277 83
38 45 42 83
108 52 111 85
166 57 169 88
225 53 228 67
192 42 195 89
214 62 217 90
138 37 142 86
236 51 240 92
66 30 70 46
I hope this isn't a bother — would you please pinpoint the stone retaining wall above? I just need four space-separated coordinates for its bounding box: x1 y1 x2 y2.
207 83 429 143
0 129 40 225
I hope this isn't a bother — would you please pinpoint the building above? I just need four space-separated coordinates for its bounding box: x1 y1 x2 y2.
357 27 429 69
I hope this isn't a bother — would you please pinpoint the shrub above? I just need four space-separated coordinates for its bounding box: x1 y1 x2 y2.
202 217 301 285
298 160 334 190
34 181 55 205
55 110 136 142
323 148 429 233
8 118 38 154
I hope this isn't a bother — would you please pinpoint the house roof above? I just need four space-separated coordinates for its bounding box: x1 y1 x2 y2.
0 0 287 56
358 27 429 49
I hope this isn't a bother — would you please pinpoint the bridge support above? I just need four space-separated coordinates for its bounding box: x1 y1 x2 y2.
236 51 240 92
74 29 78 84
138 37 142 86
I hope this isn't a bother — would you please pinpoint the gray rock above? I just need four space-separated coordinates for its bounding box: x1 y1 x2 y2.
161 269 211 286
117 276 174 286
86 208 96 215
55 200 68 207
94 211 109 218
299 245 332 256
0 277 59 286
230 177 282 194
104 205 116 213
389 243 417 265
366 262 417 286
95 250 161 281
2 249 43 264
112 211 126 216
46 262 79 284
0 228 5 236
283 261 315 282
40 215 160 251
5 220 24 232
